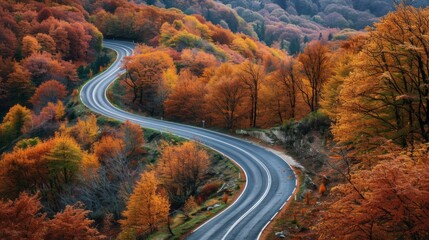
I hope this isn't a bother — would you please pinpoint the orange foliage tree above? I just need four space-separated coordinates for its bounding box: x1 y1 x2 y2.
297 41 332 112
0 192 104 240
164 70 206 124
0 192 47 239
237 60 265 128
6 62 34 106
332 5 429 148
205 63 245 129
183 195 198 218
315 143 429 239
156 141 210 205
120 171 170 238
45 203 103 240
22 35 41 57
0 134 85 198
270 57 300 119
123 49 174 114
33 100 65 127
93 135 126 163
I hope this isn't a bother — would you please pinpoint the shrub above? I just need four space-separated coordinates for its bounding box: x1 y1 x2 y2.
198 181 222 201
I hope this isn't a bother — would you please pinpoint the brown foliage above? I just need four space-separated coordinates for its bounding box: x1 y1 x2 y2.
319 183 327 196
222 193 229 204
30 79 67 112
123 49 174 114
0 192 104 240
6 62 34 106
120 120 144 157
183 195 198 217
22 35 41 57
46 204 104 240
0 134 83 198
0 192 47 239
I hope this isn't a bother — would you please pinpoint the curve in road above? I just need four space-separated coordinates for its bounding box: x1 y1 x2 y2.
80 40 297 240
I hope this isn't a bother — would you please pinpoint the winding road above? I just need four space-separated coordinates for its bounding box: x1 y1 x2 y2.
80 40 296 240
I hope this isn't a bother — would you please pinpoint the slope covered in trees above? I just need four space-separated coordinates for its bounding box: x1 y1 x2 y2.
1 0 429 239
140 0 429 54
266 4 429 239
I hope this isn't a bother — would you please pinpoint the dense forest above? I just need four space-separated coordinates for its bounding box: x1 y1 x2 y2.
140 0 429 53
0 0 429 239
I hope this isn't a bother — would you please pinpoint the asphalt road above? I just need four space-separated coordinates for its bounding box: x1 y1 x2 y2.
80 40 297 240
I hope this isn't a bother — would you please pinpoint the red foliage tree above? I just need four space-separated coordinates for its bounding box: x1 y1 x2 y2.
30 79 67 112
0 192 47 239
46 204 103 240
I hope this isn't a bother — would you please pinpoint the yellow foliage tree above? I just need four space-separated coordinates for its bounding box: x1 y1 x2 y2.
72 114 98 148
120 171 170 237
333 5 429 148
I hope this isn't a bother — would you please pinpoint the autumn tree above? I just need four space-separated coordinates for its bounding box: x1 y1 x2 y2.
180 49 218 76
0 192 104 240
123 49 174 115
33 101 65 127
0 192 47 239
259 74 288 126
71 114 99 149
333 6 429 147
6 62 34 106
80 153 100 180
320 46 357 121
315 143 429 239
157 142 210 205
22 35 41 57
30 80 67 112
164 70 206 124
35 33 56 54
22 52 78 87
237 60 265 128
0 139 52 198
0 104 32 148
120 171 170 238
0 133 86 201
297 41 332 112
44 134 83 185
93 135 126 163
270 57 300 119
45 203 103 240
183 195 198 219
205 63 245 129
119 120 144 157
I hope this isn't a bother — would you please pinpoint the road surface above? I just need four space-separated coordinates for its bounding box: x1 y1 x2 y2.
80 40 296 240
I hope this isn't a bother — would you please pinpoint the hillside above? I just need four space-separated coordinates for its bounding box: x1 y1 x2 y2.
0 0 429 239
140 0 429 53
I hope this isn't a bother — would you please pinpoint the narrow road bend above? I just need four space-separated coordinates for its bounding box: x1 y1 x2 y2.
80 40 297 240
